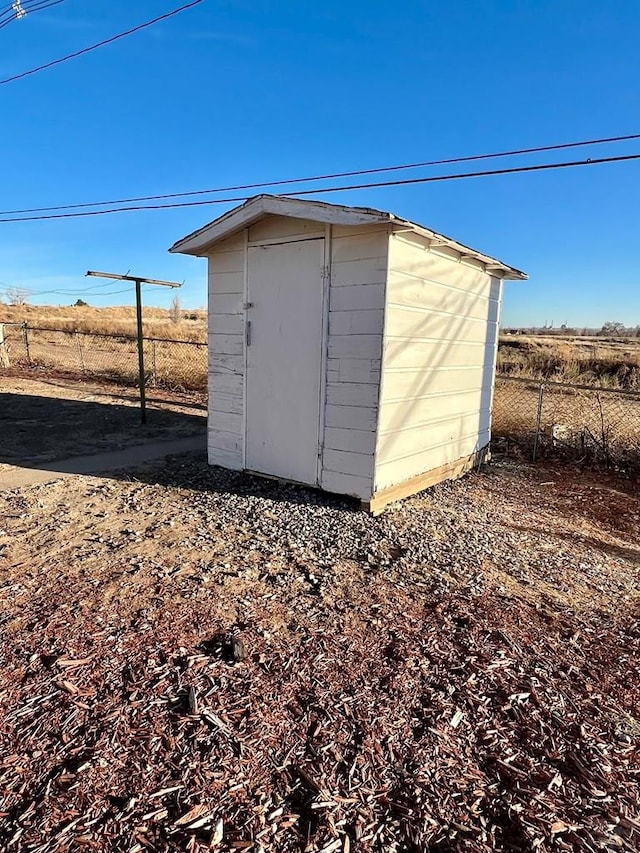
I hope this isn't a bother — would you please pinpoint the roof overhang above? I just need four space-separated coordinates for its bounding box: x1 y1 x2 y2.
169 194 527 281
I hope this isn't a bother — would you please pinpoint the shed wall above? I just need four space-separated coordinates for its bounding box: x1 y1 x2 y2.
320 224 389 499
205 218 389 498
374 231 502 492
206 232 246 470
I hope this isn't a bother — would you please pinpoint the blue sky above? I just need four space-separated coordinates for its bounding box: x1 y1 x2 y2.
0 0 638 326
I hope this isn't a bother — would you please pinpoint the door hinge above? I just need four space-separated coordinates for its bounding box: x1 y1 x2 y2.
321 265 330 281
245 320 252 347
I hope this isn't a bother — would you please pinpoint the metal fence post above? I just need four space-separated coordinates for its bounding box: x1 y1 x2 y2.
22 322 31 363
74 331 85 372
151 339 157 387
0 324 10 367
532 381 545 462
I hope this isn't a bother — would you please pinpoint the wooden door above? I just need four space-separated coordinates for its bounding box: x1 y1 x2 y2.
246 238 325 485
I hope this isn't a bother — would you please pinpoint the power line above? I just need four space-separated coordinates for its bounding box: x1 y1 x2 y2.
0 279 140 297
22 0 65 9
3 132 640 216
1 286 134 297
42 285 135 296
1 152 639 223
0 0 203 84
8 280 131 293
64 287 132 296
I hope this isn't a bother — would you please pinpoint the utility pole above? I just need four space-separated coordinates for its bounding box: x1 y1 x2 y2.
85 271 181 423
12 2 27 21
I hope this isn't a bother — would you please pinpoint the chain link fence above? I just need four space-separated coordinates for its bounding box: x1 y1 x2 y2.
0 323 207 392
4 323 640 471
493 375 640 468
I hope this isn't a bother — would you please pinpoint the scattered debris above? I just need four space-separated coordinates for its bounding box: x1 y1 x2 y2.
231 636 248 663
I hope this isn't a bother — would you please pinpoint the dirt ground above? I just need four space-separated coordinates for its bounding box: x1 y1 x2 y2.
0 374 206 467
0 442 639 851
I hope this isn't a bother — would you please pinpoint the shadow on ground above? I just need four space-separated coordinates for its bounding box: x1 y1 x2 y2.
0 385 353 510
507 522 640 566
1 391 206 468
119 451 362 510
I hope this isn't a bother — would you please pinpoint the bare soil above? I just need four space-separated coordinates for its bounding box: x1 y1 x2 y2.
0 374 206 467
0 445 639 851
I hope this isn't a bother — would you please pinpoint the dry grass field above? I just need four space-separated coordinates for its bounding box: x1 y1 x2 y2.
0 305 208 391
0 304 207 343
498 334 640 390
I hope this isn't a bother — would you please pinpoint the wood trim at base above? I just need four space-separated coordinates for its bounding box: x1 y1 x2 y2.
364 446 490 515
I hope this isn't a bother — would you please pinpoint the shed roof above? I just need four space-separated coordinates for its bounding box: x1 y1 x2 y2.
169 195 527 280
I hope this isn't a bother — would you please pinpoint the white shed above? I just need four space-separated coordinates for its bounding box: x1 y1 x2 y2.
170 195 526 512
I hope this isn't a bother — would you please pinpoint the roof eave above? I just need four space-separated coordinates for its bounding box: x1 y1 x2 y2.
169 194 528 280
169 196 269 256
391 220 527 281
169 194 392 256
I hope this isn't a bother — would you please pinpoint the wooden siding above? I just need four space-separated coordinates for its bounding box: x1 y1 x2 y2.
207 232 246 470
329 282 385 312
319 225 389 499
374 231 502 493
248 215 324 244
378 389 493 433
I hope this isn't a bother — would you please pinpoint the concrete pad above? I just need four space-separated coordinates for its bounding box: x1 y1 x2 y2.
0 435 206 491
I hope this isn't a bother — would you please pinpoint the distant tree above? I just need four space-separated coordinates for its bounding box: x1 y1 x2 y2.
6 287 29 305
600 320 625 336
170 295 182 324
74 298 89 307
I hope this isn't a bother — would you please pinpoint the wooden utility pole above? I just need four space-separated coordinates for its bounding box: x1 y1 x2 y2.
85 271 181 423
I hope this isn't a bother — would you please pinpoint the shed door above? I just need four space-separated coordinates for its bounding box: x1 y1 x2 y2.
246 238 325 485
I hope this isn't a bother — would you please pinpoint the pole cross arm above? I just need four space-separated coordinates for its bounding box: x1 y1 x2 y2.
84 270 183 423
85 270 181 288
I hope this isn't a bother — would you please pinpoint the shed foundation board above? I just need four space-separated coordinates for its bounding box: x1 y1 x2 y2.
364 446 489 515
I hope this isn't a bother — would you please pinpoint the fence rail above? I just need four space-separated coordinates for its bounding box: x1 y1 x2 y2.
493 375 640 468
0 323 207 391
